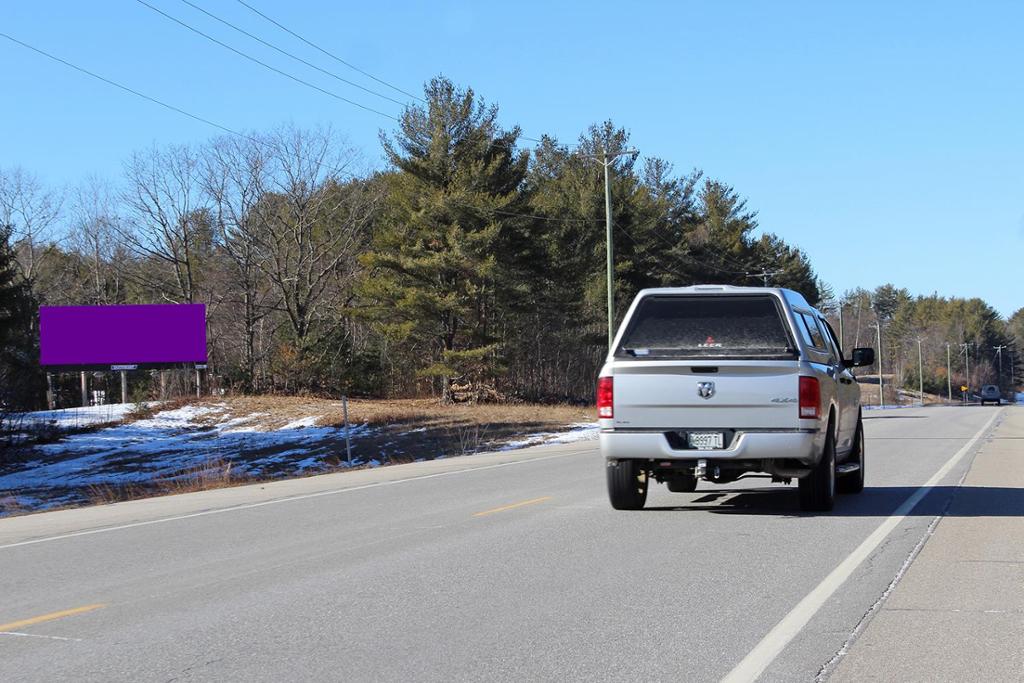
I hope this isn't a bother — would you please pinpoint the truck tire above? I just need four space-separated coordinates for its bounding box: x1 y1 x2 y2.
666 475 699 493
837 414 865 494
607 460 648 510
799 425 836 512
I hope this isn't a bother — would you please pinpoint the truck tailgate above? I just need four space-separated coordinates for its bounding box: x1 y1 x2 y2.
612 361 803 430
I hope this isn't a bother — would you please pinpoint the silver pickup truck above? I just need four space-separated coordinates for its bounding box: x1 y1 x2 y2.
598 285 874 511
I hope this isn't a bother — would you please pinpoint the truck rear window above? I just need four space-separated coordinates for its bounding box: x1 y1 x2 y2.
616 295 796 359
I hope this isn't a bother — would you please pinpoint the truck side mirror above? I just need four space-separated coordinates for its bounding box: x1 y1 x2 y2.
847 347 875 368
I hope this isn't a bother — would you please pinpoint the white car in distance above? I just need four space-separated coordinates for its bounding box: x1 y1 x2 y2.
598 285 875 512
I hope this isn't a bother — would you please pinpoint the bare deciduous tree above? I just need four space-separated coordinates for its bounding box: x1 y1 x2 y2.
120 145 211 303
203 135 275 390
0 166 63 286
69 176 122 304
248 126 380 357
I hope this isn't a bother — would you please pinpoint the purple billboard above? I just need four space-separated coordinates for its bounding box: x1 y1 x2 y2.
39 304 207 368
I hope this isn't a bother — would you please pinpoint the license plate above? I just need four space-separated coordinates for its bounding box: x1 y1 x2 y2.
688 432 724 449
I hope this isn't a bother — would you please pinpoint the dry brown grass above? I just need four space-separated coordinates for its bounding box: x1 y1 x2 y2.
86 457 259 505
198 395 594 432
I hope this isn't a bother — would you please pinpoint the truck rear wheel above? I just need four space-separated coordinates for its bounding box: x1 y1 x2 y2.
799 426 836 511
607 460 648 510
837 415 865 494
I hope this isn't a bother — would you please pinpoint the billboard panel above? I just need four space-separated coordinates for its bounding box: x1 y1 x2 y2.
40 304 207 368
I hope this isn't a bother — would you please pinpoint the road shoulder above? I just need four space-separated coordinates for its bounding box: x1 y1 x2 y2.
0 439 593 549
829 407 1024 682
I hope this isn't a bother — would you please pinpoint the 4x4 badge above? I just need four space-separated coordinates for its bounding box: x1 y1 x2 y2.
697 381 716 399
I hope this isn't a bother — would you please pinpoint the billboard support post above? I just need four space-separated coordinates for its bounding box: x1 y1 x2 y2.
121 370 128 405
195 368 201 398
80 371 88 407
159 371 167 400
46 373 55 410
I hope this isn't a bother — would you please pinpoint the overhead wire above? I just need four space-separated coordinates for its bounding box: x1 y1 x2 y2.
133 0 400 121
234 0 423 103
0 33 356 175
613 221 695 283
230 0 564 147
177 0 408 108
614 220 747 278
1 32 252 141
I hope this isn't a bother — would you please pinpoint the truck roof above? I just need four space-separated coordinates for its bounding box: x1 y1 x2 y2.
633 285 813 311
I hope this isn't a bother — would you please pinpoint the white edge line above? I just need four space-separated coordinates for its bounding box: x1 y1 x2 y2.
0 631 82 641
0 448 587 551
721 409 1001 683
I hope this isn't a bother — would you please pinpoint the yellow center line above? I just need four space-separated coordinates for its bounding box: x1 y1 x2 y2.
0 603 107 632
473 496 552 517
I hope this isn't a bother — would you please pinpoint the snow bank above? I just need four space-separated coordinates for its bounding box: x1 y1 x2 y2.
496 422 599 451
12 403 140 430
0 404 373 493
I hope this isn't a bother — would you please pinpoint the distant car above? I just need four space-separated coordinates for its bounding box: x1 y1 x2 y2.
598 285 874 512
979 385 1001 405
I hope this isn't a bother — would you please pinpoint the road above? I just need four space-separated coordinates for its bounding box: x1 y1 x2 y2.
0 405 1008 681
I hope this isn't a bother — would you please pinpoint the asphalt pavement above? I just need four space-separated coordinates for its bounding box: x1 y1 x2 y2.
0 405 1013 682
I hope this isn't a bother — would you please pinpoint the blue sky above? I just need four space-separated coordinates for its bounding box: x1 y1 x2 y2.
2 1 1020 316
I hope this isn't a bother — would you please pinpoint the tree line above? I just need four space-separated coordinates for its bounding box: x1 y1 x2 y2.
1 76 1013 409
827 285 1018 402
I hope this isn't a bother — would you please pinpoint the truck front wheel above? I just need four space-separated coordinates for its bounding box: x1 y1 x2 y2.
607 460 648 510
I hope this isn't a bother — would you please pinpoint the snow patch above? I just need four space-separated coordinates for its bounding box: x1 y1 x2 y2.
13 403 141 430
496 422 599 451
280 416 321 430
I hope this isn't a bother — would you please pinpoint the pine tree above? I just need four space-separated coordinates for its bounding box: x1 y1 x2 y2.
0 224 38 409
362 77 528 402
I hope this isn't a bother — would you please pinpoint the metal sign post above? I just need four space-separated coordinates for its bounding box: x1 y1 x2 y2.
342 396 353 466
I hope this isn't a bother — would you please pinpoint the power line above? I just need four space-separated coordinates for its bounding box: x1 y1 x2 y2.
625 219 747 275
745 268 785 286
614 222 698 284
235 0 423 103
0 33 353 174
1 32 249 140
231 0 563 147
133 0 400 121
178 0 408 108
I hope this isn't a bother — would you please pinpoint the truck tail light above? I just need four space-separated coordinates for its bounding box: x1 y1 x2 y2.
799 376 820 419
597 377 614 419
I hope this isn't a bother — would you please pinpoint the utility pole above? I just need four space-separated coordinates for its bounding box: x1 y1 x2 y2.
589 146 638 351
876 323 884 409
945 343 952 402
1010 346 1016 392
917 338 924 406
838 304 845 353
994 345 1007 390
960 342 973 402
746 269 785 287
